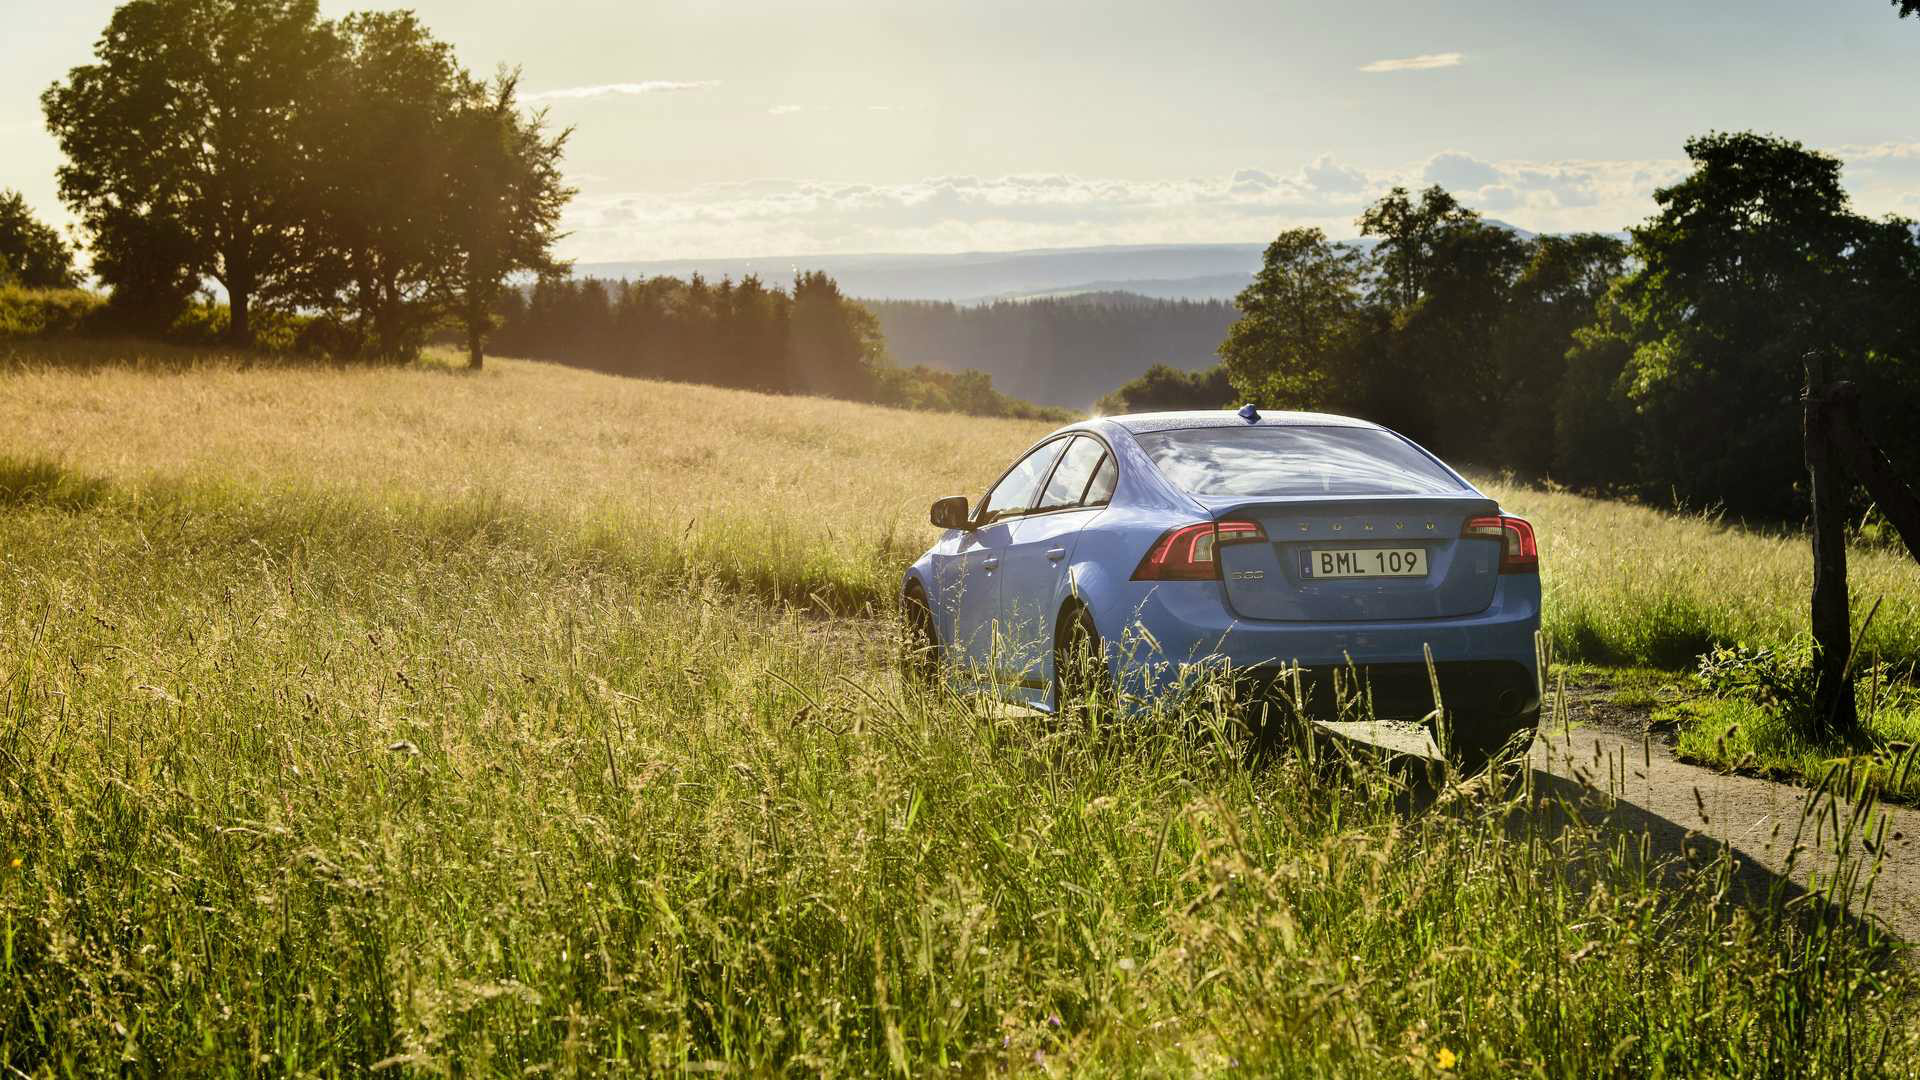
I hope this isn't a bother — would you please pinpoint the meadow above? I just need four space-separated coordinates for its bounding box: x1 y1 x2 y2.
2 340 1917 669
2 341 1918 1073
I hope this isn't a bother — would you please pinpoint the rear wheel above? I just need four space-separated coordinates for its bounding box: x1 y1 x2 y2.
1444 712 1539 776
1052 605 1112 714
900 585 940 687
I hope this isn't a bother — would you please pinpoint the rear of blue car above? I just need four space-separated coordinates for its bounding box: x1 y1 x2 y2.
904 410 1543 764
1071 417 1542 757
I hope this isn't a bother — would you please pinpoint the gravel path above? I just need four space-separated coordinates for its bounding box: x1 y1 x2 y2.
1529 684 1920 945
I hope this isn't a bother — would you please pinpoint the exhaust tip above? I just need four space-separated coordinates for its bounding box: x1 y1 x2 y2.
1497 689 1521 716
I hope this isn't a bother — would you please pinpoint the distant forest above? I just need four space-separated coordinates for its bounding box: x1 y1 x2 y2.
864 294 1238 409
487 274 1072 421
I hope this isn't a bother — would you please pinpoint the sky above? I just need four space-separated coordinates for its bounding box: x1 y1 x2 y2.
3 0 1918 262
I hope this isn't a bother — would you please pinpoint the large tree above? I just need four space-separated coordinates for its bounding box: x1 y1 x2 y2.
446 73 573 369
42 0 337 343
0 191 79 289
789 271 884 398
292 11 471 360
1384 216 1532 450
1611 132 1916 520
1489 232 1629 475
1603 132 1920 738
1223 194 1538 455
1357 185 1481 315
1218 227 1365 411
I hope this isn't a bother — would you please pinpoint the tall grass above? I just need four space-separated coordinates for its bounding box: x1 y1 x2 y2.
1 345 1914 669
2 481 1915 1073
1501 486 1920 669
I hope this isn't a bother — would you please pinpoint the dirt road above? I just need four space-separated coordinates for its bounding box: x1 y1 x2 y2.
1529 688 1920 945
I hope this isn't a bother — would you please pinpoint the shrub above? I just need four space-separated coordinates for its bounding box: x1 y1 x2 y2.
0 286 107 338
1095 362 1234 414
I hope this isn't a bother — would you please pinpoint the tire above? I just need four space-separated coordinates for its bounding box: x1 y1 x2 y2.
900 585 940 687
1444 712 1539 776
1052 605 1112 714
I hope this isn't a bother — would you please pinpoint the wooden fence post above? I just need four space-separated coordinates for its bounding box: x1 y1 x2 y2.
1803 352 1857 739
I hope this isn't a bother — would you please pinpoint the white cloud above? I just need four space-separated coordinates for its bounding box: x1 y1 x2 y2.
1422 150 1502 190
1359 52 1463 73
768 104 804 116
1299 154 1370 194
1227 168 1282 194
554 145 1915 261
1472 186 1520 212
519 80 719 103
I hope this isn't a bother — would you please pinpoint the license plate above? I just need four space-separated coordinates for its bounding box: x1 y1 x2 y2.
1303 547 1427 579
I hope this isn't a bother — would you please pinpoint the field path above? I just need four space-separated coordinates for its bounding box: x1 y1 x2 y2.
1532 692 1920 946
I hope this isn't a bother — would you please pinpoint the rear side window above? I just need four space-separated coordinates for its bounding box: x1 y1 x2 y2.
1035 436 1106 511
1132 425 1465 497
1083 452 1117 505
978 439 1068 523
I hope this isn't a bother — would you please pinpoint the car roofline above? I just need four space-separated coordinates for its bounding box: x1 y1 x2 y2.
1095 409 1382 436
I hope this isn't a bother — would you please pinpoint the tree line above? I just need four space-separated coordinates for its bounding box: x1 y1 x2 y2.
1214 132 1920 523
489 274 1072 421
865 294 1238 410
34 0 569 366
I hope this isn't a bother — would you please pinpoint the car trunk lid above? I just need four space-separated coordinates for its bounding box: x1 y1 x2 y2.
1207 495 1502 622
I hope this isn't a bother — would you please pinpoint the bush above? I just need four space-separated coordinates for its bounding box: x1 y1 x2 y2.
1694 639 1826 729
0 286 107 338
1095 362 1235 414
872 362 1074 421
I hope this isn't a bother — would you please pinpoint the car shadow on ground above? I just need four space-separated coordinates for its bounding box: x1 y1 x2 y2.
1399 746 1908 960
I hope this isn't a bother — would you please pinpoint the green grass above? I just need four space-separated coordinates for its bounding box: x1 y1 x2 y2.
1555 664 1692 710
1667 694 1920 803
2 445 1918 1074
2 346 1919 1071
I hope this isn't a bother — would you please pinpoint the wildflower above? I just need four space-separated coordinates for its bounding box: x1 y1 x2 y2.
1048 1014 1062 1028
7 857 18 869
1435 1046 1456 1070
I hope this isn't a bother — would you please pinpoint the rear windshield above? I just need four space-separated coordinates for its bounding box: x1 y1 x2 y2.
1132 425 1465 497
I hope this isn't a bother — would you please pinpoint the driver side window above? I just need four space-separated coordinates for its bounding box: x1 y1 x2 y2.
978 440 1067 524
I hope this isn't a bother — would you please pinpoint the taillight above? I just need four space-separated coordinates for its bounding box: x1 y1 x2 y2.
1461 515 1538 573
1132 520 1266 580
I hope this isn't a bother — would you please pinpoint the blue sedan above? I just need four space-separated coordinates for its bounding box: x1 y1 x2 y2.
900 408 1542 764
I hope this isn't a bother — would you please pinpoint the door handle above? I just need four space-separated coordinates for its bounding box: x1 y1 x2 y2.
1045 547 1067 562
983 557 1000 570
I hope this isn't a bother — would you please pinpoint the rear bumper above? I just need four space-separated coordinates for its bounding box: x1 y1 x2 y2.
1233 659 1539 723
1098 575 1541 717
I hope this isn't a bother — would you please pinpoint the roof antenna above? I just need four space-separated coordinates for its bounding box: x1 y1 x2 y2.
1237 403 1261 424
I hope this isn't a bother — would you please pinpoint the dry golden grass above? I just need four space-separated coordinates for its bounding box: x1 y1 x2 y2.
2 340 1915 664
0 347 1045 514
0 345 1050 604
1483 484 1920 667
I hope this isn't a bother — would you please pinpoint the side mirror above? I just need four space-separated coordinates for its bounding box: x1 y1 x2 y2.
931 495 972 530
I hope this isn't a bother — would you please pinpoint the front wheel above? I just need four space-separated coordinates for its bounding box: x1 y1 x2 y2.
1052 606 1112 714
900 586 940 687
